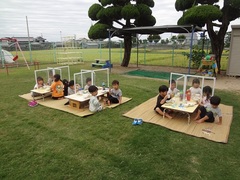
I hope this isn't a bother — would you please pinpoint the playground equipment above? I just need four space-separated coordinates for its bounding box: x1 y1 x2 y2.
56 47 83 65
0 49 14 63
91 59 113 68
55 35 83 65
198 54 217 77
0 38 30 69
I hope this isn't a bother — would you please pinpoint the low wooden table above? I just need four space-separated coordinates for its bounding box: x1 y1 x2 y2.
162 98 199 125
31 87 51 101
65 89 108 109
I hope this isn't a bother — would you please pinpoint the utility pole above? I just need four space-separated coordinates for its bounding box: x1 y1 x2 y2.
26 16 33 64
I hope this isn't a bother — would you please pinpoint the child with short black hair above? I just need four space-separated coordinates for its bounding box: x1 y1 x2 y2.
107 80 122 106
51 74 64 100
189 78 202 97
88 85 103 113
154 85 172 119
68 80 75 95
168 79 179 98
84 77 92 90
62 79 69 96
195 96 222 125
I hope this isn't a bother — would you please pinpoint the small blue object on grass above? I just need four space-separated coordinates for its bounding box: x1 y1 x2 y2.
137 119 143 125
132 118 143 125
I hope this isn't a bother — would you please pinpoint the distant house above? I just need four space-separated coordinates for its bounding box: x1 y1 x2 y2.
12 37 34 43
85 42 99 48
34 36 46 43
76 38 108 49
0 36 50 50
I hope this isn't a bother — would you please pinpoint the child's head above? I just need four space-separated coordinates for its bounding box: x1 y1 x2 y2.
210 96 221 108
112 80 119 90
37 76 44 85
203 86 212 99
88 85 98 96
68 80 74 89
158 85 168 97
169 79 176 90
192 78 200 88
86 77 92 86
62 79 69 86
49 70 53 78
54 74 61 82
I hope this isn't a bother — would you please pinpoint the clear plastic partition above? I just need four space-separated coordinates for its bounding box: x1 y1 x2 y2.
170 73 216 101
81 68 109 88
74 71 93 93
34 68 54 87
48 66 70 81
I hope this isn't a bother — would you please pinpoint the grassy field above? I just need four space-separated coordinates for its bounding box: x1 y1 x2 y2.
11 48 229 70
0 63 239 179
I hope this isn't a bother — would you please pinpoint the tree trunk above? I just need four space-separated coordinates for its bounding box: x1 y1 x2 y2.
206 3 230 74
121 34 132 67
207 22 229 74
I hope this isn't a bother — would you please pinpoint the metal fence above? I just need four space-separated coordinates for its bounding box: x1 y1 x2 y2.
0 39 229 70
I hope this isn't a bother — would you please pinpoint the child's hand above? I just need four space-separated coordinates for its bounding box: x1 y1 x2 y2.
216 122 222 125
164 95 169 99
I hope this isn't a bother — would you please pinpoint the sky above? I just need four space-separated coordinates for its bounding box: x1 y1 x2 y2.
0 0 240 42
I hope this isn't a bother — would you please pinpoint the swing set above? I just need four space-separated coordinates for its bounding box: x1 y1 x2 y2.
0 38 30 69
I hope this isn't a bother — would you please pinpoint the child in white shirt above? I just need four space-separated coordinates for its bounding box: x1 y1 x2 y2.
84 77 92 90
168 79 179 98
88 85 103 113
31 76 45 97
189 78 202 98
68 80 75 95
200 86 212 107
195 96 222 125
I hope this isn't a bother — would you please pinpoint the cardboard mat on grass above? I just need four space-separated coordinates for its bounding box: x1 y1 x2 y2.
19 93 132 117
123 96 233 143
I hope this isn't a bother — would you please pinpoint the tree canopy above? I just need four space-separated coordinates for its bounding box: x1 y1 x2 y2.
175 0 240 72
88 0 156 40
88 0 156 67
147 34 161 43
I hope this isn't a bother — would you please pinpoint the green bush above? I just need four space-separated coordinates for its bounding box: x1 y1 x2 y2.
182 45 205 68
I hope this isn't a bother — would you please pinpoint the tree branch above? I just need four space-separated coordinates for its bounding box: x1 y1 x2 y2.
212 22 222 28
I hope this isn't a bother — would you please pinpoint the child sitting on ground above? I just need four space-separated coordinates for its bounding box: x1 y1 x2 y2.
88 85 103 113
154 85 172 119
31 76 45 97
51 74 64 100
195 96 222 125
84 77 92 90
34 76 45 89
47 70 54 86
62 79 69 96
189 78 202 98
107 80 122 105
168 79 179 98
199 86 212 107
68 80 76 95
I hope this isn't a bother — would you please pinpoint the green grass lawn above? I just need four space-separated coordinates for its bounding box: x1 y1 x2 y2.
0 63 239 179
11 48 229 70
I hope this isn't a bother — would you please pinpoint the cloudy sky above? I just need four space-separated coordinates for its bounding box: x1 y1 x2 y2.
0 0 239 42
